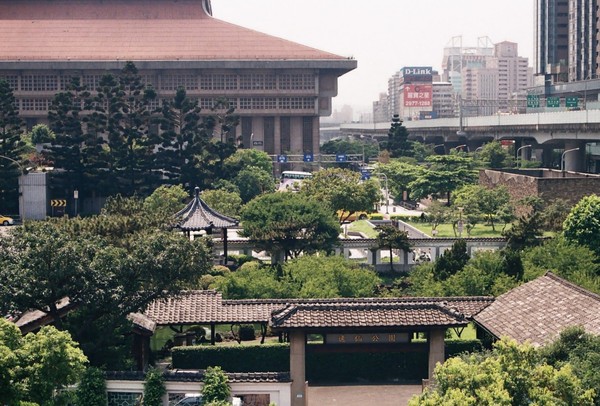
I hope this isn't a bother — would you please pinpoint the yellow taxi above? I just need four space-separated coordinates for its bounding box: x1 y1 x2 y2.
0 214 14 226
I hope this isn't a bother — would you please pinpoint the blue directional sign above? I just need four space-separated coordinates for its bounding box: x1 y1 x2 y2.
360 169 371 180
336 154 347 162
303 153 314 162
277 155 288 163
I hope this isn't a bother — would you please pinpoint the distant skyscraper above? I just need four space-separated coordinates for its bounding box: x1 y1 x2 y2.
535 0 599 83
534 0 569 81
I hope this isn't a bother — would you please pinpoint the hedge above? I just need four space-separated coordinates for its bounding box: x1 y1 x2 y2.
171 339 483 383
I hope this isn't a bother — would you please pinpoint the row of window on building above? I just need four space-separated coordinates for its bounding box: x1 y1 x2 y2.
0 73 317 92
16 96 317 112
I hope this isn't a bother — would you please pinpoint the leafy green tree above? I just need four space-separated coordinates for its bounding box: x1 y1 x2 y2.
376 160 420 203
0 318 21 404
0 79 25 214
17 326 88 405
143 368 166 406
478 140 512 168
375 225 411 271
282 255 381 298
300 167 381 223
409 155 477 204
521 237 600 293
75 367 107 406
223 148 273 178
453 185 511 231
201 189 243 219
433 239 470 280
213 261 288 299
385 114 413 157
563 194 600 256
240 193 340 261
202 366 231 404
233 166 276 203
410 337 595 406
425 200 449 233
541 326 600 405
29 124 55 144
143 184 188 221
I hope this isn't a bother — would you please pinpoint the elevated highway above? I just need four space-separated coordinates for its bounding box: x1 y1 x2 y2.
338 110 600 171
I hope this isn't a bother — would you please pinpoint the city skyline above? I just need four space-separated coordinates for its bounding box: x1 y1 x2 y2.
212 0 535 113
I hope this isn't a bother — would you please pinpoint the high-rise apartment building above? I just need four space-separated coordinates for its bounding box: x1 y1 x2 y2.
535 0 599 83
534 0 569 81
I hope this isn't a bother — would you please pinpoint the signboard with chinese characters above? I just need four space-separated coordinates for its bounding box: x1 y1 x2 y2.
403 84 432 107
546 97 560 108
326 333 410 344
566 97 579 108
527 94 540 108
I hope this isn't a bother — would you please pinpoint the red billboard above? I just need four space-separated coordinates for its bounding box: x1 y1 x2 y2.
403 84 432 107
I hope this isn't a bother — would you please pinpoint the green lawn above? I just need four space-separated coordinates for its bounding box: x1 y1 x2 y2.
347 219 379 238
405 221 506 238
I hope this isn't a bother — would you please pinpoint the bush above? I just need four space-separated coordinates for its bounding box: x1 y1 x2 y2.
202 367 231 404
238 325 256 341
75 367 107 406
369 214 384 220
143 368 165 406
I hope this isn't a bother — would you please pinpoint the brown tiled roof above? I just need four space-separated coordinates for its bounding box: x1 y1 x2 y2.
0 0 348 62
105 370 291 383
174 188 239 231
473 272 600 346
141 292 492 329
270 302 468 329
14 297 77 334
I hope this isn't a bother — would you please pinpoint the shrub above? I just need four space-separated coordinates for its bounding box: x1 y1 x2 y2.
75 367 107 406
202 367 231 403
142 368 165 406
369 214 384 220
238 325 256 341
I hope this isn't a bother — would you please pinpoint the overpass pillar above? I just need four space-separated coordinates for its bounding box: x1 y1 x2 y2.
563 141 587 172
541 145 554 168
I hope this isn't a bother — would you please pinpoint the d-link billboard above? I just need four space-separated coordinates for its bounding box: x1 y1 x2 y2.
401 66 433 84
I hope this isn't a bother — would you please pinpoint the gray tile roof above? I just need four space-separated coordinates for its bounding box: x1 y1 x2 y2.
141 291 493 329
473 272 600 346
174 188 238 231
270 302 468 329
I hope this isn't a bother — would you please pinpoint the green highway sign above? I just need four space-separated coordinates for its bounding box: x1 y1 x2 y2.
527 94 540 108
546 97 560 108
566 97 579 108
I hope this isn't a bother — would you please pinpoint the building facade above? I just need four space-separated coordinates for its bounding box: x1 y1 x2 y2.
534 0 570 81
0 0 356 157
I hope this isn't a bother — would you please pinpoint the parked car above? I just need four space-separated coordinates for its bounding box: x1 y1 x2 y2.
174 394 242 406
0 215 14 226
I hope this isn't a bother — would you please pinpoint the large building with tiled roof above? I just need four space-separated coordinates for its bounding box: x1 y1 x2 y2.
0 0 356 156
474 272 600 346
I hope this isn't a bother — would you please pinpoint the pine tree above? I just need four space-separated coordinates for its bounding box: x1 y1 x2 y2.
0 80 25 214
385 114 413 157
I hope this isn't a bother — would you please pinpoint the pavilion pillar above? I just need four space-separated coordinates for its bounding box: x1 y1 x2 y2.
210 323 216 345
289 330 306 406
428 329 445 380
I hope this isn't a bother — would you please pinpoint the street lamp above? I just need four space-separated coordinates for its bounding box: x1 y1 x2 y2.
375 173 389 215
516 145 532 168
561 147 580 173
0 154 25 222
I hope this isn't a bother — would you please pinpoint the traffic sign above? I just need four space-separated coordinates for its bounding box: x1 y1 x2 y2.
277 155 287 163
546 97 560 108
566 97 579 108
527 94 540 108
51 199 66 207
335 154 347 162
303 153 314 162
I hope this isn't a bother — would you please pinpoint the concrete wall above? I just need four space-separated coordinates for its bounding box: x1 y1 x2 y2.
106 379 291 406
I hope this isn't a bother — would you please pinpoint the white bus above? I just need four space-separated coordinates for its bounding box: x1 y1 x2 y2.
279 170 312 191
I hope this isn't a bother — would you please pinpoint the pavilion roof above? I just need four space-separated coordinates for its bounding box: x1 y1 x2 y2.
473 272 600 346
174 187 238 231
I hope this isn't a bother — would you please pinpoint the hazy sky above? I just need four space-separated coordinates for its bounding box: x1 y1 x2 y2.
211 0 534 113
